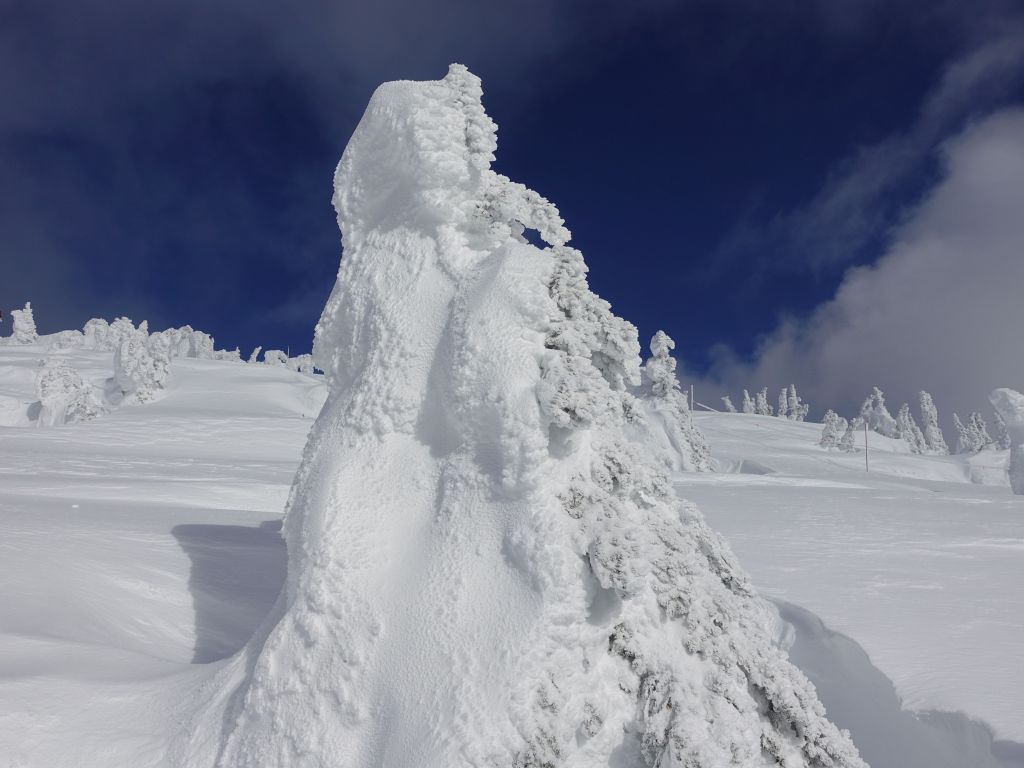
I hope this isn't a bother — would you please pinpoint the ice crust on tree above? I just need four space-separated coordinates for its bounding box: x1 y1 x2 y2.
35 361 104 426
111 328 171 404
9 302 38 344
175 65 863 768
990 388 1024 494
755 387 773 416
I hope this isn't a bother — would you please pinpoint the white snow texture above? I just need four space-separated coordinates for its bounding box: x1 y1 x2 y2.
174 65 862 768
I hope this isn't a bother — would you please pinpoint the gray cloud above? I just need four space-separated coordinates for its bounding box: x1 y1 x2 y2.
695 108 1024 427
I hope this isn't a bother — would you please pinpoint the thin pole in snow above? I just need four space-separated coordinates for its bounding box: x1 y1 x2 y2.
864 420 870 472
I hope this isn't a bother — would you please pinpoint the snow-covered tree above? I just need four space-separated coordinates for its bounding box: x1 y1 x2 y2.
263 349 288 366
952 412 976 454
741 389 755 414
990 388 1024 494
35 361 104 426
860 387 898 437
787 383 809 421
819 409 842 449
48 330 84 350
108 317 138 349
10 302 38 344
82 318 112 350
721 395 737 413
641 330 713 472
112 330 171 404
839 417 861 453
994 410 1012 450
896 403 926 454
755 386 773 416
777 387 788 418
214 347 242 362
247 346 262 364
918 390 949 455
969 412 994 450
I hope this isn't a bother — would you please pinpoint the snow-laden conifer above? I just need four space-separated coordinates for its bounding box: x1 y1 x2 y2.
919 390 949 455
819 409 842 449
35 361 104 426
721 394 737 413
112 329 171 404
178 65 864 768
641 330 713 473
994 410 1012 450
860 387 898 437
896 403 926 454
969 412 994 450
777 387 789 418
741 388 755 414
788 383 809 421
953 412 975 454
10 302 38 344
755 386 773 415
990 388 1024 494
839 417 861 453
262 349 288 366
247 346 262 364
82 319 112 350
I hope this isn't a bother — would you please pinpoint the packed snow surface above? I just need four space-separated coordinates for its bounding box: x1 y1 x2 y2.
681 412 1024 743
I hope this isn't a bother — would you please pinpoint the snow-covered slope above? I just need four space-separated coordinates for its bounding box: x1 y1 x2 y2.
681 412 1024 745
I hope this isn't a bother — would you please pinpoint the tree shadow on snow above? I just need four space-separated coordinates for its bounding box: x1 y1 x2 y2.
171 519 286 663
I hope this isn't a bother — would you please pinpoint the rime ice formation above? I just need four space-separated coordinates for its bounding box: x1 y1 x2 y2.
10 302 38 344
35 361 104 426
111 327 171 404
990 388 1024 495
176 66 863 768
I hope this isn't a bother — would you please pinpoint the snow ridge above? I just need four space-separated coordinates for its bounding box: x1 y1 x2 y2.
178 65 863 768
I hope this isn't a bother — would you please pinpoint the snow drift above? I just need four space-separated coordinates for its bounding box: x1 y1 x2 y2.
176 65 863 767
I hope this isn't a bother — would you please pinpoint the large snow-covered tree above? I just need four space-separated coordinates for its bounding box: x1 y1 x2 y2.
860 387 898 437
174 65 863 768
918 390 949 455
112 329 172 404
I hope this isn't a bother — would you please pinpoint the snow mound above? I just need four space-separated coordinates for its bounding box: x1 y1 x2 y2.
177 65 863 767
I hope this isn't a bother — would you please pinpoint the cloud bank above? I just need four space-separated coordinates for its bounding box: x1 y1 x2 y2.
697 108 1024 426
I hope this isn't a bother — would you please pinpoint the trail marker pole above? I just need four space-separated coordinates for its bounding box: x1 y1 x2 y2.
864 420 870 472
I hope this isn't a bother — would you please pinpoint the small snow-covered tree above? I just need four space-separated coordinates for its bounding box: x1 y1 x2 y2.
860 387 898 437
263 349 288 366
968 412 994 450
896 403 926 454
247 346 263 364
918 391 949 455
839 417 861 453
819 409 841 449
721 395 737 413
214 348 243 362
755 387 772 416
35 361 104 426
10 302 38 344
83 318 112 350
777 388 788 418
287 354 316 374
112 330 172 404
787 383 809 421
990 388 1024 494
952 412 976 454
640 331 713 472
741 389 755 414
994 411 1012 450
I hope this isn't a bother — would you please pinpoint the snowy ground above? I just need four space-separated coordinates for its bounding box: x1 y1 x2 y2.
683 412 1024 750
1 342 1021 766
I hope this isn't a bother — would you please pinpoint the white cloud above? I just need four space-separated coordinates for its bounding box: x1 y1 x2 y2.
697 108 1024 426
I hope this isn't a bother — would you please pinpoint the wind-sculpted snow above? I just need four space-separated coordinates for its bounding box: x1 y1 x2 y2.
990 388 1024 494
9 302 38 344
177 65 863 768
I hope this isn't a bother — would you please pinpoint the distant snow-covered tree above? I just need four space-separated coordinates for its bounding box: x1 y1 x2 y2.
819 409 842 449
994 411 1012 450
990 388 1024 494
287 354 315 375
108 317 138 349
969 412 994 450
755 387 772 416
10 302 37 344
263 349 288 366
860 387 898 438
918 391 949 455
641 330 713 472
214 348 243 362
83 318 112 350
952 413 976 454
247 346 263 364
741 389 755 414
839 417 861 453
896 403 926 454
787 383 809 421
112 330 172 404
721 395 737 413
48 330 84 350
777 388 789 419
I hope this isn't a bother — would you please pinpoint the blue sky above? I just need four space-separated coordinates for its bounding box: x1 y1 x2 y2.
3 0 1023 418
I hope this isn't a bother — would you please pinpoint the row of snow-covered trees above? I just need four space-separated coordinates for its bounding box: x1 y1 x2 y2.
720 384 809 421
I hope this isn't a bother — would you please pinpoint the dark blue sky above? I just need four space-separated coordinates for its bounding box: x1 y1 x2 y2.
3 0 1022 368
